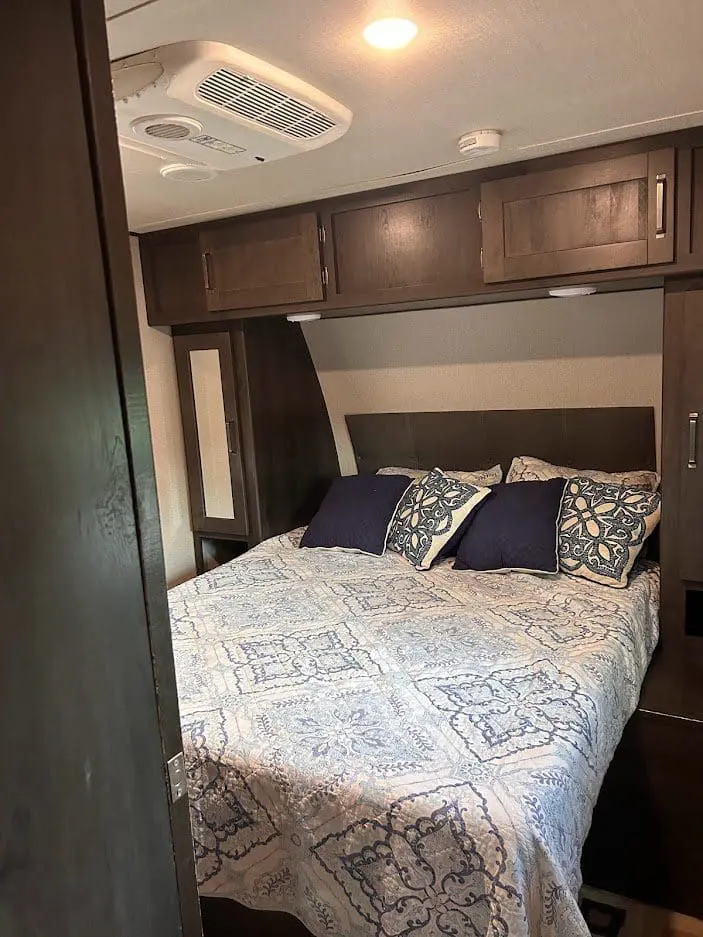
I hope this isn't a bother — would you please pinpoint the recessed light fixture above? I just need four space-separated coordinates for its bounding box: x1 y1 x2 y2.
286 312 322 323
548 286 598 298
363 18 418 50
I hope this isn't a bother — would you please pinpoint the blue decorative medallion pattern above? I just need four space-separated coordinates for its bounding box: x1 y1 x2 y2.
558 476 661 588
387 468 491 570
169 529 660 937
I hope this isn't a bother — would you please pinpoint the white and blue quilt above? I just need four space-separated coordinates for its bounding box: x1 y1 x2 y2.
169 530 659 937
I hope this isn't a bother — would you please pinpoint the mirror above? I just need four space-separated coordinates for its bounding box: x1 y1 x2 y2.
190 348 235 519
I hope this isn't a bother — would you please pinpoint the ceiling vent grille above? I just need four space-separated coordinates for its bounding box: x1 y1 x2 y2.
197 67 337 140
144 121 193 140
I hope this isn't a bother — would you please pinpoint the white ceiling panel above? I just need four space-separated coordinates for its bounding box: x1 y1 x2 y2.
107 0 703 231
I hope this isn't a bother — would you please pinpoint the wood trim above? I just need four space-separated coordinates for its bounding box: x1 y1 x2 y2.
485 152 648 203
503 241 647 281
70 2 201 934
231 325 264 544
661 286 686 653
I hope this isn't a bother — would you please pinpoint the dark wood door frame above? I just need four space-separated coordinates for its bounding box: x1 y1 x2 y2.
0 2 201 934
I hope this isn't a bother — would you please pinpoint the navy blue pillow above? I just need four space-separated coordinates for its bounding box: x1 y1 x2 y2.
453 479 566 573
300 474 411 555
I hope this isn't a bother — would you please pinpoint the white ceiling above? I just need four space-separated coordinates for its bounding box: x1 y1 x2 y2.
106 0 703 232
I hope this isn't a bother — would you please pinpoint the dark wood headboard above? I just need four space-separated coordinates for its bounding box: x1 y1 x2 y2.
346 407 656 475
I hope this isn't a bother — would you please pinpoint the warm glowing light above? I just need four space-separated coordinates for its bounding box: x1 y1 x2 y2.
363 18 418 50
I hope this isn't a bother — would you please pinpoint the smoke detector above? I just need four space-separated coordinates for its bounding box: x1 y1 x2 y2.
111 41 352 176
458 130 502 158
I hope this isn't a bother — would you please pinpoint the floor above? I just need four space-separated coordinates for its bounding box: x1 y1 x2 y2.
582 889 703 937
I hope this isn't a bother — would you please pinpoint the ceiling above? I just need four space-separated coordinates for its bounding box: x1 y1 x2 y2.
106 0 703 232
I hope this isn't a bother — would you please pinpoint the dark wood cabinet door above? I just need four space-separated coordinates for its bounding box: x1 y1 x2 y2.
665 288 703 582
481 149 676 282
200 211 324 311
328 189 482 304
140 227 208 325
174 332 248 537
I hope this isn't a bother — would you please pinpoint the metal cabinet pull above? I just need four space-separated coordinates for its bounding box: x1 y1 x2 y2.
225 420 238 454
688 412 699 469
655 174 667 238
201 251 213 290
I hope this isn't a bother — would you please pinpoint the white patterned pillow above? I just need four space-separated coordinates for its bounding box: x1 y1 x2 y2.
507 455 659 491
387 468 492 570
558 476 661 588
378 464 502 486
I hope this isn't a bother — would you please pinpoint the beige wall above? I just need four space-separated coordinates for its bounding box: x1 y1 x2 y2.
131 237 196 586
303 290 663 476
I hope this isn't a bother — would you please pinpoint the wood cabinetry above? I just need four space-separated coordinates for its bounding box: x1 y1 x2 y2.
141 227 208 324
140 131 703 326
173 332 249 538
582 671 703 919
141 211 325 325
480 149 676 282
325 188 482 305
661 283 703 638
201 211 324 312
173 318 338 572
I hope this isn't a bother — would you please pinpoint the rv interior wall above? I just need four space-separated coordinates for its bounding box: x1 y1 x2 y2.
131 237 196 585
303 290 664 476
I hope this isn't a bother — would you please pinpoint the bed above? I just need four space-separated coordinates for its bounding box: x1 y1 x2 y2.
169 407 660 937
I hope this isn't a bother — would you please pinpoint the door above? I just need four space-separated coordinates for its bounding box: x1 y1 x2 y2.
481 149 676 282
665 289 703 582
326 188 483 305
140 227 208 326
200 211 325 311
174 332 249 537
0 2 200 936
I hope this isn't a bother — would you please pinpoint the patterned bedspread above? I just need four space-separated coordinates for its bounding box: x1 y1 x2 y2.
169 530 659 937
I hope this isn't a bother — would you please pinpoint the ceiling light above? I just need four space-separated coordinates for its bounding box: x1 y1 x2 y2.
548 286 597 298
363 18 418 50
286 312 322 322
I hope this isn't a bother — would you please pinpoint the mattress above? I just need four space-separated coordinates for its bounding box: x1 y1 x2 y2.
169 529 659 937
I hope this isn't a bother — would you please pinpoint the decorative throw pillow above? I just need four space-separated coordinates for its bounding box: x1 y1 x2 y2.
387 468 492 570
378 464 503 486
453 479 566 574
558 476 661 588
506 455 659 492
300 474 411 556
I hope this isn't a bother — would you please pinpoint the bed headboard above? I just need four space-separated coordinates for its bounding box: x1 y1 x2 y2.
346 407 656 476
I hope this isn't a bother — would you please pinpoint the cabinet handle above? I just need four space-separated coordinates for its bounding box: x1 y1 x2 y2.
688 412 699 469
201 251 213 290
225 420 238 454
655 174 667 238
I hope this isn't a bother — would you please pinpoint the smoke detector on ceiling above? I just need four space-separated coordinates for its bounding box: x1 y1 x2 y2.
111 41 352 177
458 130 502 158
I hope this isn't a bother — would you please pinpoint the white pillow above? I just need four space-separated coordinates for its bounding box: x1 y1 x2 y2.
377 464 502 486
506 455 659 492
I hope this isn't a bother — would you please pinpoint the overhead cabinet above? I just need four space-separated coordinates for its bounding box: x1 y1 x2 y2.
324 188 483 305
480 149 676 282
141 210 325 325
200 211 324 311
140 133 703 326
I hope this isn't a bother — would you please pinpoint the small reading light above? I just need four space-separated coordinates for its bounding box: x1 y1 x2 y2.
286 312 322 322
548 286 597 298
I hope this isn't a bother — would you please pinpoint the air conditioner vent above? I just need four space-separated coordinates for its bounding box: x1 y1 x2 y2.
197 67 337 140
144 121 192 140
